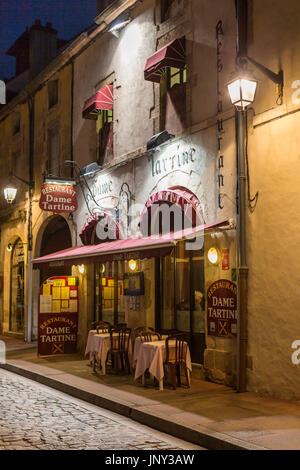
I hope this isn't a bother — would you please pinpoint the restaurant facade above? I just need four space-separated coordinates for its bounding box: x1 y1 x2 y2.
32 0 239 387
2 0 300 400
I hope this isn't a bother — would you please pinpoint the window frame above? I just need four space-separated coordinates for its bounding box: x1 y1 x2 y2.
48 80 59 110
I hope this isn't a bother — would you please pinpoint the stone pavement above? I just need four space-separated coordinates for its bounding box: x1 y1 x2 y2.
0 368 202 451
2 343 300 450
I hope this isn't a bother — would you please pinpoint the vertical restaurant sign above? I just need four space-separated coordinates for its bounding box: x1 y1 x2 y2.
207 279 237 337
39 184 78 213
38 276 79 356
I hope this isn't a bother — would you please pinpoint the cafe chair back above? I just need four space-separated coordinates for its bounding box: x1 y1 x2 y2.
96 322 112 334
107 327 131 374
164 333 191 390
139 331 161 343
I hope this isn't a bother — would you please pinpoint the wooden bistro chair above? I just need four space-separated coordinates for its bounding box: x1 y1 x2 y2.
96 322 112 334
164 333 191 390
106 327 131 374
139 331 161 343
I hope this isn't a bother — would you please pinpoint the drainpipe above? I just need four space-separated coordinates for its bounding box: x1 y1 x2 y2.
235 0 248 393
236 110 248 393
25 95 35 343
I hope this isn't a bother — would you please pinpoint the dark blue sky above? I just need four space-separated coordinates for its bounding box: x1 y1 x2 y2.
0 0 97 79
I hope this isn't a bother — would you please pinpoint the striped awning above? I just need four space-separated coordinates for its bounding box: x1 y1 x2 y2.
82 84 113 120
144 37 185 83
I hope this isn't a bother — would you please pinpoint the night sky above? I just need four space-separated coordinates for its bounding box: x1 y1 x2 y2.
0 0 97 79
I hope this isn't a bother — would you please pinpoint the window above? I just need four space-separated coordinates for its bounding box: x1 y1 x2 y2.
12 113 21 135
168 67 187 88
47 128 60 175
97 108 113 166
48 80 58 109
12 151 21 178
161 0 176 22
161 65 187 135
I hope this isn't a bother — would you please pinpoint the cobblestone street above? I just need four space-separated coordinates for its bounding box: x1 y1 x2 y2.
0 369 202 450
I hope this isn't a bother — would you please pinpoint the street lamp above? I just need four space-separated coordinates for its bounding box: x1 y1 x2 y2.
4 183 17 204
227 71 257 110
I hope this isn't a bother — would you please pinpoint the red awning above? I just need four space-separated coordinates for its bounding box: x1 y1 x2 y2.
82 84 113 120
79 210 120 245
144 37 185 83
32 220 230 269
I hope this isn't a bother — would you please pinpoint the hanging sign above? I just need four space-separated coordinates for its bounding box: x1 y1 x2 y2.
207 279 237 337
39 184 78 214
38 276 79 356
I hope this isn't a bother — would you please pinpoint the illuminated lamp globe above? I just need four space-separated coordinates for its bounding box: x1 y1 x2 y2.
208 247 221 265
227 71 257 110
78 264 85 274
128 259 138 272
4 184 17 204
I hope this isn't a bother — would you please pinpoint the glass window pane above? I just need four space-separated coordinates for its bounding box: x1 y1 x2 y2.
175 241 190 332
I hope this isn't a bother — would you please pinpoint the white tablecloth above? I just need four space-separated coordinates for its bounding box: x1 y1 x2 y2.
85 330 131 373
134 339 192 382
132 335 168 368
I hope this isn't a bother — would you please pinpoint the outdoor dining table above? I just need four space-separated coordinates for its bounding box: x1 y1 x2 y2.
134 338 192 391
85 330 131 375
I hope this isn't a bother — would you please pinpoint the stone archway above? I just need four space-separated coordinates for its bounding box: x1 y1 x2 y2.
39 216 72 284
31 216 73 340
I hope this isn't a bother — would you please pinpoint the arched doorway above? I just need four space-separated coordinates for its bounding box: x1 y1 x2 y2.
9 238 25 333
141 186 206 364
40 216 72 284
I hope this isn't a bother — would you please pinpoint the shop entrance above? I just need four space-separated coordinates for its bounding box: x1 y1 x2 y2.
156 239 206 365
9 238 25 333
94 261 126 326
39 216 72 284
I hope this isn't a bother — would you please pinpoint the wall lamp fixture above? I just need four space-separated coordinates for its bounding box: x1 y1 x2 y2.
227 56 284 110
146 130 175 151
108 13 132 38
4 173 34 204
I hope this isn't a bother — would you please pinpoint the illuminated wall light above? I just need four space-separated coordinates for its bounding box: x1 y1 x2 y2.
128 259 138 272
100 264 106 274
78 265 85 274
6 243 13 252
208 247 221 265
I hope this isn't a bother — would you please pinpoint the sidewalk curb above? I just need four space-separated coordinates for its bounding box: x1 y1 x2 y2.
0 362 266 451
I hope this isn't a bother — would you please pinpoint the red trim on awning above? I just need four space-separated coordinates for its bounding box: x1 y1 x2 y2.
140 187 204 222
144 37 185 83
79 210 120 245
82 84 113 120
32 220 230 269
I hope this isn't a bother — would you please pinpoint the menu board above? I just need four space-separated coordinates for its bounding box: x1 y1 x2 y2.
38 276 78 356
124 272 144 296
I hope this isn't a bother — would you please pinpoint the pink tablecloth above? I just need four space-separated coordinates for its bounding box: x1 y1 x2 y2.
134 339 192 382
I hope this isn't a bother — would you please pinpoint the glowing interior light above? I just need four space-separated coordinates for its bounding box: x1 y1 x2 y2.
128 259 137 271
78 265 85 274
208 247 220 265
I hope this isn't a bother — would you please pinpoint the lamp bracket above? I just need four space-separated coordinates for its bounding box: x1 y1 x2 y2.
9 172 34 188
239 55 283 86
